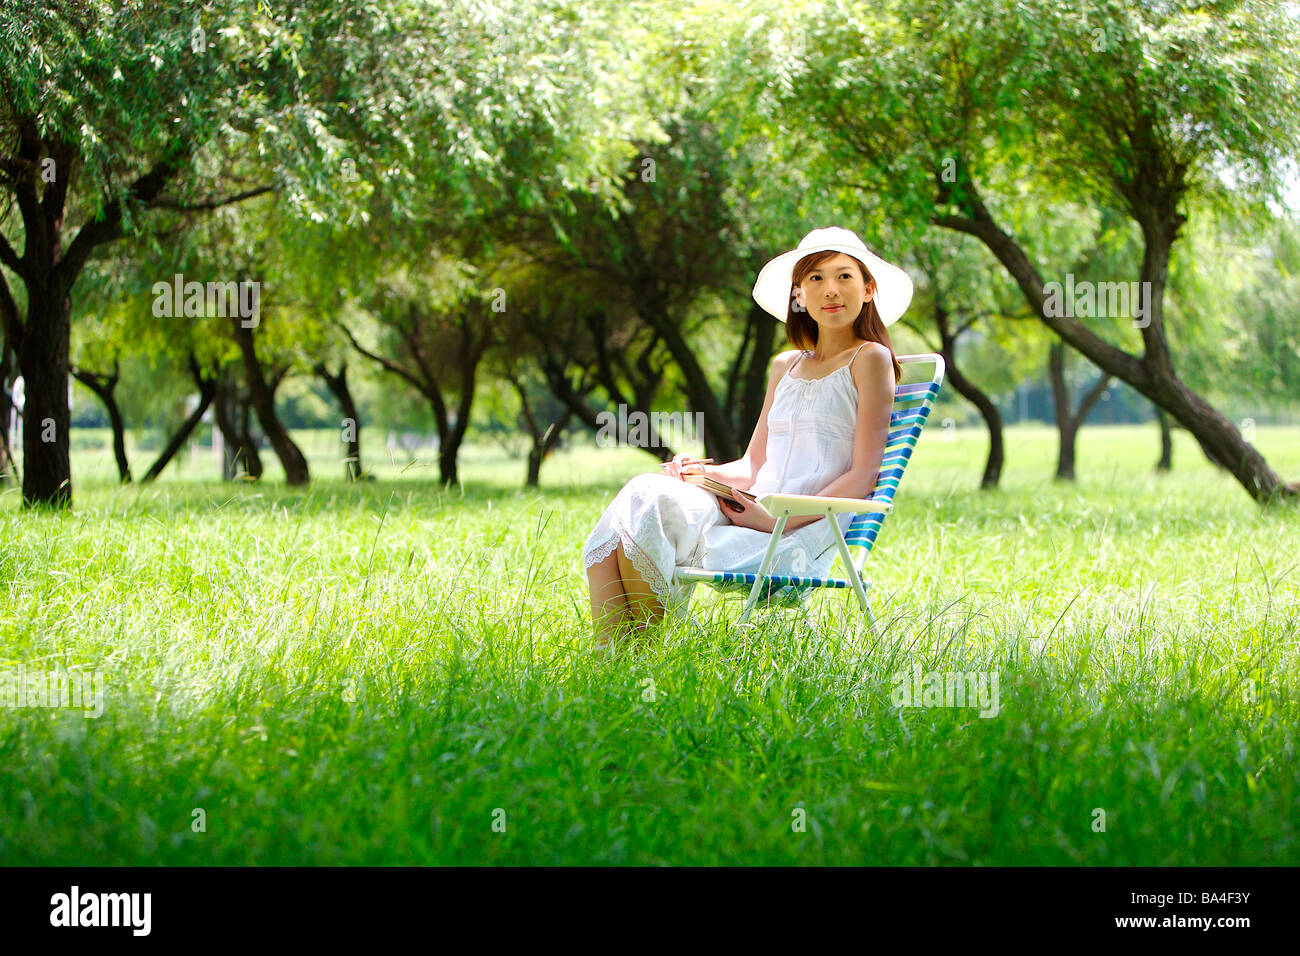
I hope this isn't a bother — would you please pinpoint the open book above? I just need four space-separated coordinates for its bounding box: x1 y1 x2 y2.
680 474 775 519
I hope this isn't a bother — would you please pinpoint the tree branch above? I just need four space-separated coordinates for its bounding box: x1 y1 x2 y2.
337 320 430 397
932 210 1147 383
40 136 76 240
148 184 275 211
1076 372 1113 424
57 150 190 289
8 121 45 264
0 230 25 278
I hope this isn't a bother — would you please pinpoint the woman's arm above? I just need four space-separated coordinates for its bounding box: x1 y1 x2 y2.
726 344 895 534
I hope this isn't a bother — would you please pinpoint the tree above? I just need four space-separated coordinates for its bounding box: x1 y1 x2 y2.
0 1 325 504
70 361 131 483
481 113 798 462
899 232 1037 489
750 0 1300 502
2 0 660 506
70 233 232 486
342 258 498 487
1047 342 1112 481
230 306 309 485
138 355 219 483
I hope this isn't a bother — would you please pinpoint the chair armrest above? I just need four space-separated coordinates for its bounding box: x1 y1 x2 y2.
756 493 892 517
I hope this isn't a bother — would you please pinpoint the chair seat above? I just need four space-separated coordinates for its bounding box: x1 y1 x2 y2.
673 565 861 608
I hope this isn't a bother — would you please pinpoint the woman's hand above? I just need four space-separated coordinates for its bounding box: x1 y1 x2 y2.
665 452 708 480
717 493 777 534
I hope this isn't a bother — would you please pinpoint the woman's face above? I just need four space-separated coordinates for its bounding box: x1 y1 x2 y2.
794 254 876 331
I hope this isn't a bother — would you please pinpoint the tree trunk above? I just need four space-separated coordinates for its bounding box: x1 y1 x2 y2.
934 177 1295 503
18 293 73 507
213 374 262 480
232 320 309 485
141 357 217 482
314 362 363 480
236 396 264 479
0 339 18 483
935 306 1003 489
1048 342 1071 479
534 350 654 454
340 313 490 489
1047 343 1110 483
432 377 478 489
526 414 571 487
942 356 1004 489
974 386 1004 490
2 133 188 509
72 364 132 483
729 301 777 448
212 378 240 480
1056 419 1078 481
435 408 458 487
1156 407 1172 471
506 368 572 488
585 312 673 455
639 303 739 461
430 314 488 488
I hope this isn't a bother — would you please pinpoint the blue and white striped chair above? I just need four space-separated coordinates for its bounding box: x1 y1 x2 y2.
672 353 946 631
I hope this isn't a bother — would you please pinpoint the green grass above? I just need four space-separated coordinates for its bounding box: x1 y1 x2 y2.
1 423 1297 864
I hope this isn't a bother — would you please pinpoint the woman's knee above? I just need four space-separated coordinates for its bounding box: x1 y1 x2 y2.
623 471 670 493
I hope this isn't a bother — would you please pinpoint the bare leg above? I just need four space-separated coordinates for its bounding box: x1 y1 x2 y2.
586 548 635 645
615 541 667 626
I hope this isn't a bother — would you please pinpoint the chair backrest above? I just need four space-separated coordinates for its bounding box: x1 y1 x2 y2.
844 352 946 561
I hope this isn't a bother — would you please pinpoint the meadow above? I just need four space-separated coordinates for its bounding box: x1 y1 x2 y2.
1 422 1297 864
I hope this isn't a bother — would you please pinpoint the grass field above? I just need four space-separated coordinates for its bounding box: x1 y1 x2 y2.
1 422 1297 864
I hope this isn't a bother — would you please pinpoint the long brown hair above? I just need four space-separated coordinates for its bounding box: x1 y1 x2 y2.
786 250 902 382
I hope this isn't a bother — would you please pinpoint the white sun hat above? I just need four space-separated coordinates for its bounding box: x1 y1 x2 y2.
752 226 913 326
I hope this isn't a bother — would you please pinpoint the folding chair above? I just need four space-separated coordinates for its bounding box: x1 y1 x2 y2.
671 353 946 632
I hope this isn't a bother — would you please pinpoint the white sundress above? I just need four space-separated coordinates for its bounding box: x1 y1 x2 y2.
581 343 872 616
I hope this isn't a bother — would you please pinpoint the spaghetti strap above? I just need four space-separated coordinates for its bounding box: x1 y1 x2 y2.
841 341 871 386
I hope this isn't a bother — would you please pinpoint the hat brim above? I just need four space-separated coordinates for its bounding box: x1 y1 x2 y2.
752 243 913 326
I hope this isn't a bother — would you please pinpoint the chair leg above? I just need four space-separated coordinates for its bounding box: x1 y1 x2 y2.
736 597 758 628
829 519 872 619
738 516 788 628
861 581 880 640
863 597 879 638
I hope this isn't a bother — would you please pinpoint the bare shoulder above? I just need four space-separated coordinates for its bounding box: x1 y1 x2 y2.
850 341 895 387
769 349 804 379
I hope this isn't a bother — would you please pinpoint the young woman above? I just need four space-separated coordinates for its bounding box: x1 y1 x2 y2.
582 227 912 646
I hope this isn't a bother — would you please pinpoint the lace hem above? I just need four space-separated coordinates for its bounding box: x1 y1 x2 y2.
583 531 621 570
581 521 673 601
613 517 671 600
